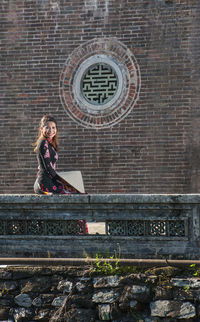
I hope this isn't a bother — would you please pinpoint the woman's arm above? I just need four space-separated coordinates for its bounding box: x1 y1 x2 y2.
39 140 59 179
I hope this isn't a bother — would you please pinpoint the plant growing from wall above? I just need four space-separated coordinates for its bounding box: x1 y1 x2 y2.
189 264 200 277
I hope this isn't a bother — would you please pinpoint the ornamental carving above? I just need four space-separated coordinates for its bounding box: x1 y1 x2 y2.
59 38 141 128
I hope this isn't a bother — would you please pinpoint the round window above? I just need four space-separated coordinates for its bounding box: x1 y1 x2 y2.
59 38 141 128
73 54 126 113
81 63 118 105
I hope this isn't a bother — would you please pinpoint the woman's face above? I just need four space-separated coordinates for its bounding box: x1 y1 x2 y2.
41 121 57 140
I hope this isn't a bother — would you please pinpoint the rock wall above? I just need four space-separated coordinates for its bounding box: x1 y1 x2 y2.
0 265 200 321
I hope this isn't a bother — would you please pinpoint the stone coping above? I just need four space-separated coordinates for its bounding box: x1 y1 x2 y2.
0 193 200 204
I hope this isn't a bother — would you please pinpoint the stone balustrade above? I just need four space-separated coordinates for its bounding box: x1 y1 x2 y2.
0 194 200 258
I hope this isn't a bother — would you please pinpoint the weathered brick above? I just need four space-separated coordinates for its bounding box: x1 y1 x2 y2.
0 0 199 193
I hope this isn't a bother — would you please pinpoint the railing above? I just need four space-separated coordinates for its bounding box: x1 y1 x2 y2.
0 194 200 259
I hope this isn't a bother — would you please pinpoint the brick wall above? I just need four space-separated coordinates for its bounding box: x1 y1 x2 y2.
0 0 199 194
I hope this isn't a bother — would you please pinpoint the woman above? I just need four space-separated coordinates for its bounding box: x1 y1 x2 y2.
33 115 88 234
33 115 76 195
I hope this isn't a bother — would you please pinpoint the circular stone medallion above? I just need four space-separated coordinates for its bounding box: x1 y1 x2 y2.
59 38 141 129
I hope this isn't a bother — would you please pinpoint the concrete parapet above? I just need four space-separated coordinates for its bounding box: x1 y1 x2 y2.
0 194 200 258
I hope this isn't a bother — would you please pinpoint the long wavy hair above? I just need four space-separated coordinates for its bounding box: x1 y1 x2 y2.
33 115 59 152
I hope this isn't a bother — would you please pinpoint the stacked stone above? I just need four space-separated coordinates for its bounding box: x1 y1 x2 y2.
0 266 199 321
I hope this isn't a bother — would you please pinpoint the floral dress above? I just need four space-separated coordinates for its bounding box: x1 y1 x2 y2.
34 139 88 234
34 139 70 194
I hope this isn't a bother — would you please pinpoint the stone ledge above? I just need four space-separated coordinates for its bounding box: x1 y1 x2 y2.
0 194 199 258
0 193 200 204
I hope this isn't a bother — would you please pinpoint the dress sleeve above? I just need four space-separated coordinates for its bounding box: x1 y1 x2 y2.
39 140 59 179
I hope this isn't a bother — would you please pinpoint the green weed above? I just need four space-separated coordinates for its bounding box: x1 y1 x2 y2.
93 253 120 275
189 264 200 277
